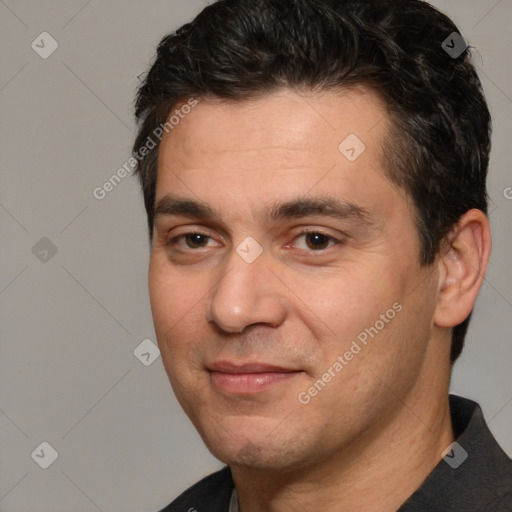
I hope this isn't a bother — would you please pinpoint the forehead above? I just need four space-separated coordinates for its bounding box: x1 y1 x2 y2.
154 87 407 224
159 86 388 167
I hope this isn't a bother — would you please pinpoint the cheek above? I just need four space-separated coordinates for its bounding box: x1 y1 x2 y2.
148 260 174 337
148 262 210 410
293 265 398 351
149 254 196 327
148 256 205 362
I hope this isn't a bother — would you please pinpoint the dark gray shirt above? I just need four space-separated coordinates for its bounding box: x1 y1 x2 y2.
160 395 512 511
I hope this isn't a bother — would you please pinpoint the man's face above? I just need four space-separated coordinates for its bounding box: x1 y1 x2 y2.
149 88 440 471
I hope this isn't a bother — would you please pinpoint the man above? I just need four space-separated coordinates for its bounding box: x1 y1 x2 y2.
132 0 512 510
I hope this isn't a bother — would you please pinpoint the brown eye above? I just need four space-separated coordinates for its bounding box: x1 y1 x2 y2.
183 233 210 248
294 231 339 251
304 232 331 250
166 231 216 250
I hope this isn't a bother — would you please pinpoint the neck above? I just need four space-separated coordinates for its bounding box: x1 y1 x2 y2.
231 351 454 511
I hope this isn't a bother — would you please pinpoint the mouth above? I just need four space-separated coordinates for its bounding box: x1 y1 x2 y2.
207 361 303 394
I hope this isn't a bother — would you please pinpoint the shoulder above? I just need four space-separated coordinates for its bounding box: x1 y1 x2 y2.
158 466 234 512
400 395 512 511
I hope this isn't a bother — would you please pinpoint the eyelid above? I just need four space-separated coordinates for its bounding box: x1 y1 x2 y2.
288 229 342 250
166 228 343 251
167 229 219 249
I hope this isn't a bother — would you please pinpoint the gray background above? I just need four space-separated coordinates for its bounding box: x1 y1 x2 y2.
0 1 510 511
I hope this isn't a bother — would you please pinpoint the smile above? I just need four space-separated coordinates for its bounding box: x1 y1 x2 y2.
208 361 302 393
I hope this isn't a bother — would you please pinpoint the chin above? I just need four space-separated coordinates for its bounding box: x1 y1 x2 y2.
197 416 317 472
211 440 302 471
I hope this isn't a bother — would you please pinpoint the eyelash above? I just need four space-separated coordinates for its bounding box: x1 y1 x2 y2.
165 229 342 252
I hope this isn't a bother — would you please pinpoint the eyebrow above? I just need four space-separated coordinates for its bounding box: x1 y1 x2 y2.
153 194 374 227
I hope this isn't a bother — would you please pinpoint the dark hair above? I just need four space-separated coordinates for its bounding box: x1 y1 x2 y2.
132 0 491 364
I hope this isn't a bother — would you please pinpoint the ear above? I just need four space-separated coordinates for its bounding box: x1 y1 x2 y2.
434 209 492 328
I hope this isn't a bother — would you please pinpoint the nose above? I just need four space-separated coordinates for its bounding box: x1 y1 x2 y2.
206 243 287 334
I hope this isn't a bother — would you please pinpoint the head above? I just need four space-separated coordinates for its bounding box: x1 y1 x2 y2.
133 0 491 472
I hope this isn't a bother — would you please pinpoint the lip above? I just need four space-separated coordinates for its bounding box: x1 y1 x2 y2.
208 361 302 393
208 361 298 373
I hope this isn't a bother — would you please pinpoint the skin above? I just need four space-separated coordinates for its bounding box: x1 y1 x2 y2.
148 87 491 511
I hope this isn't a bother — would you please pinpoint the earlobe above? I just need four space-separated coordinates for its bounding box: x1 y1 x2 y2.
434 209 492 328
